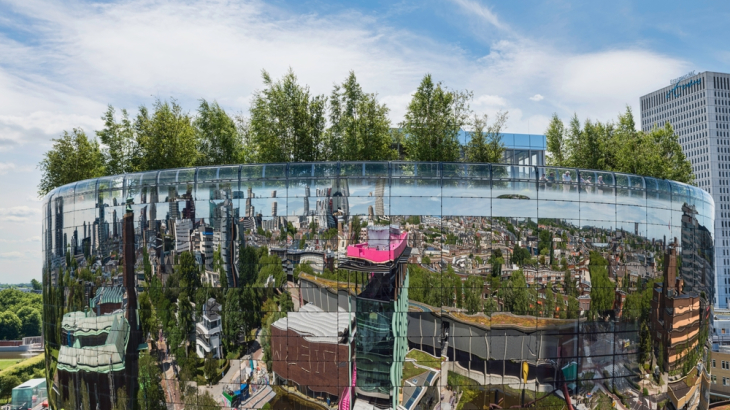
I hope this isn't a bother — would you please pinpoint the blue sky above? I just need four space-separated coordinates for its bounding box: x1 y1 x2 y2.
0 0 728 282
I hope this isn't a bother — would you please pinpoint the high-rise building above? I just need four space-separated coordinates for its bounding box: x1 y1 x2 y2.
54 196 64 258
640 71 729 306
303 184 310 216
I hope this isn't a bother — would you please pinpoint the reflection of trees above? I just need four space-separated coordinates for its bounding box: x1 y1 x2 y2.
137 350 166 410
500 270 532 316
588 252 614 319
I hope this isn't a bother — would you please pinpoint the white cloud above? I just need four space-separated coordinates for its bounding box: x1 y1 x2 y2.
0 205 41 222
0 251 25 259
0 162 15 174
448 0 509 32
529 94 544 102
474 94 507 108
0 0 694 281
0 236 40 243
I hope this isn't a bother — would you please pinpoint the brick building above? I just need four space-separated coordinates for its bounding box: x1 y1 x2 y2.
271 303 355 406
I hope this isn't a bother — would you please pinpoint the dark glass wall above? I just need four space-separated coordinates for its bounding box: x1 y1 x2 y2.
42 162 714 410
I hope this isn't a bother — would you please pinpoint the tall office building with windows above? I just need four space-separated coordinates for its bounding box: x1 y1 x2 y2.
641 71 730 307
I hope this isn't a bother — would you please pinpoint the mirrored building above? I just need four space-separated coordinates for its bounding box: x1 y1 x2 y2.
42 162 715 410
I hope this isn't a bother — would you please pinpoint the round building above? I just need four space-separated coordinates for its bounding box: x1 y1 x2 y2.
42 162 715 410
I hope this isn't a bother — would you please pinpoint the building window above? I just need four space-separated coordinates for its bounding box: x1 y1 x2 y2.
714 359 717 368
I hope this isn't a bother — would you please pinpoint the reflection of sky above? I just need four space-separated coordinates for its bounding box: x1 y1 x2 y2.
52 175 715 244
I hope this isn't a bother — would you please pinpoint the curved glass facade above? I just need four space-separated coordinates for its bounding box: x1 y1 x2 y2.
42 162 715 410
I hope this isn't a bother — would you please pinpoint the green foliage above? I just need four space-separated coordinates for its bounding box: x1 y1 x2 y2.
588 251 614 318
639 322 652 365
96 105 139 175
138 292 158 340
137 350 166 410
16 306 41 338
293 262 314 283
112 387 130 410
0 311 21 340
249 69 326 162
502 270 531 315
545 107 693 183
30 279 41 291
224 286 261 348
80 380 91 410
37 128 105 196
464 275 484 314
465 112 508 163
563 270 578 298
203 353 217 384
258 254 286 288
326 71 395 161
0 374 21 402
195 99 245 166
176 292 194 346
545 113 566 166
543 287 555 318
489 248 504 277
178 251 201 290
278 291 294 313
184 390 219 409
401 74 472 162
512 243 531 266
135 99 199 171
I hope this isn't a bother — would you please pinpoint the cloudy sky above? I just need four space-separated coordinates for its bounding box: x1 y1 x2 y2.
0 0 728 282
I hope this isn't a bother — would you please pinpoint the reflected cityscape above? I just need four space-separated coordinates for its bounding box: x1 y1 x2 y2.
42 162 715 410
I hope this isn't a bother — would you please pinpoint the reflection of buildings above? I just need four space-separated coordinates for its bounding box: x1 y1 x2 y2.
341 226 410 410
651 240 702 372
680 204 715 299
196 298 223 359
269 247 335 273
175 219 193 253
374 179 385 218
210 194 237 287
57 302 130 410
640 71 727 307
54 196 64 258
271 304 355 405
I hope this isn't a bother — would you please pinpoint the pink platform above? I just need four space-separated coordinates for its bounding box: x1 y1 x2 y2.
346 231 408 263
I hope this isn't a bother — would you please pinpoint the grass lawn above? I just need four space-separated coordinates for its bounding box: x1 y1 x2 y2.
406 349 444 369
0 358 26 371
401 362 429 386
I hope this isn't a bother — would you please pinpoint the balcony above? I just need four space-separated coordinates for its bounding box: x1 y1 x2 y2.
196 321 221 337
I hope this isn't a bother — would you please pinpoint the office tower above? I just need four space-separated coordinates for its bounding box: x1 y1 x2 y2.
175 219 193 253
640 71 728 306
112 209 118 238
375 178 385 217
169 200 180 220
303 184 310 216
54 196 64 258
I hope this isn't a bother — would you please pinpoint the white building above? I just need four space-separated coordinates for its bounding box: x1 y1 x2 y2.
195 298 223 359
640 71 728 307
175 219 193 254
